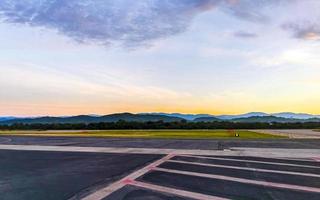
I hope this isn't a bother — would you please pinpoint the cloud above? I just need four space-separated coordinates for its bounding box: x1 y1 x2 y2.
283 23 320 41
0 0 286 47
233 31 258 39
0 0 221 47
222 1 270 23
1 0 315 46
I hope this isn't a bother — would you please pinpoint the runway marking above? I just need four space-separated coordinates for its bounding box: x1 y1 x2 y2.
182 155 320 169
81 154 175 200
281 157 317 162
167 160 320 178
313 157 320 162
0 137 12 143
0 144 227 156
222 156 320 163
128 180 229 200
154 167 320 193
1 144 320 158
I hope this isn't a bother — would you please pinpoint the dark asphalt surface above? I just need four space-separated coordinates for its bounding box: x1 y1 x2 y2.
159 162 320 188
1 135 320 149
1 136 320 200
139 170 320 200
103 185 194 200
172 156 320 174
210 156 320 166
135 155 320 200
0 150 162 200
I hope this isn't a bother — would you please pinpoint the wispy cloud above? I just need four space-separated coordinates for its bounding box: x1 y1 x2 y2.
0 0 221 47
283 23 320 41
0 0 318 47
221 0 273 23
233 31 258 39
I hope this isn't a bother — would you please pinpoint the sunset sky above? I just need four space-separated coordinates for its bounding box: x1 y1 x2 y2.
1 0 320 116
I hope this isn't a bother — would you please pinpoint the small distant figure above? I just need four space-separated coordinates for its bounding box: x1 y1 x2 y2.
228 129 239 137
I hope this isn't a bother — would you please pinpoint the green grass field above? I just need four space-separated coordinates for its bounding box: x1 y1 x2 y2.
0 130 287 139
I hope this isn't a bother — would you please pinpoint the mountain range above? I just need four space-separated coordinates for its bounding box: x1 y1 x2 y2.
1 112 320 125
148 112 320 120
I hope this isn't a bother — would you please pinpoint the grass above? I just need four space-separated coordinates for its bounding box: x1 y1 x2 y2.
0 130 287 139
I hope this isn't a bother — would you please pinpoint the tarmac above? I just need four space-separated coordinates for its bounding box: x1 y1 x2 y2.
0 135 320 200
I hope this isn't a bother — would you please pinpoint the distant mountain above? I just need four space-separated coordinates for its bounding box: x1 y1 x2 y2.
140 113 213 121
272 112 320 119
146 112 320 120
0 117 17 122
1 112 320 125
193 117 222 122
231 116 320 123
0 113 184 125
216 112 269 120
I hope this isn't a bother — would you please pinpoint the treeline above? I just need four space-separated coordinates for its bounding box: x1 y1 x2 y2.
1 120 320 130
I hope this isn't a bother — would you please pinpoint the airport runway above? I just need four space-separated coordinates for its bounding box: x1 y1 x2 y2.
1 135 320 149
0 136 320 200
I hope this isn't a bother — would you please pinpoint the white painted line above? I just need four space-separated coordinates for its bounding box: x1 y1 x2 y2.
167 160 320 178
81 154 174 200
313 157 320 162
130 180 229 200
229 147 320 158
182 155 320 169
0 137 12 143
0 144 230 156
1 144 320 158
280 157 317 162
155 167 320 193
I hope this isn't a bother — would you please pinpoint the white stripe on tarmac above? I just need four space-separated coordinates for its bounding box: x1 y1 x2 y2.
155 167 320 193
182 155 320 169
1 144 320 158
281 157 317 162
313 157 320 162
130 180 229 200
81 154 174 200
167 160 320 178
0 144 232 156
230 147 320 159
0 137 12 143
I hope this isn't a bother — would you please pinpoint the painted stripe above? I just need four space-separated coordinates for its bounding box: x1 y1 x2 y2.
0 144 320 158
0 137 12 143
81 154 174 200
154 167 320 193
221 156 319 163
0 144 230 156
129 180 229 200
313 157 320 162
281 157 317 162
167 160 320 178
182 155 320 169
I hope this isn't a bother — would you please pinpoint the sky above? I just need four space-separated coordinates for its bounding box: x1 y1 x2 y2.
0 0 320 117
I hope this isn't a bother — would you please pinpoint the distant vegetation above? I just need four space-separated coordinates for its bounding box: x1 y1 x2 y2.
0 130 285 139
0 113 320 130
1 113 320 126
0 120 320 130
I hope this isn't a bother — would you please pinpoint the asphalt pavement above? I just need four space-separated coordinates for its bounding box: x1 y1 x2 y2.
1 135 320 149
0 150 161 200
1 136 320 200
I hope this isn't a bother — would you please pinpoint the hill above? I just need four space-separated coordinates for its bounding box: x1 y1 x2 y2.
193 117 222 122
230 116 320 123
0 117 16 122
140 113 213 120
0 113 184 125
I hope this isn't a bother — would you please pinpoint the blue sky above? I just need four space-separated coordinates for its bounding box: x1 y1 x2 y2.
1 0 320 116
